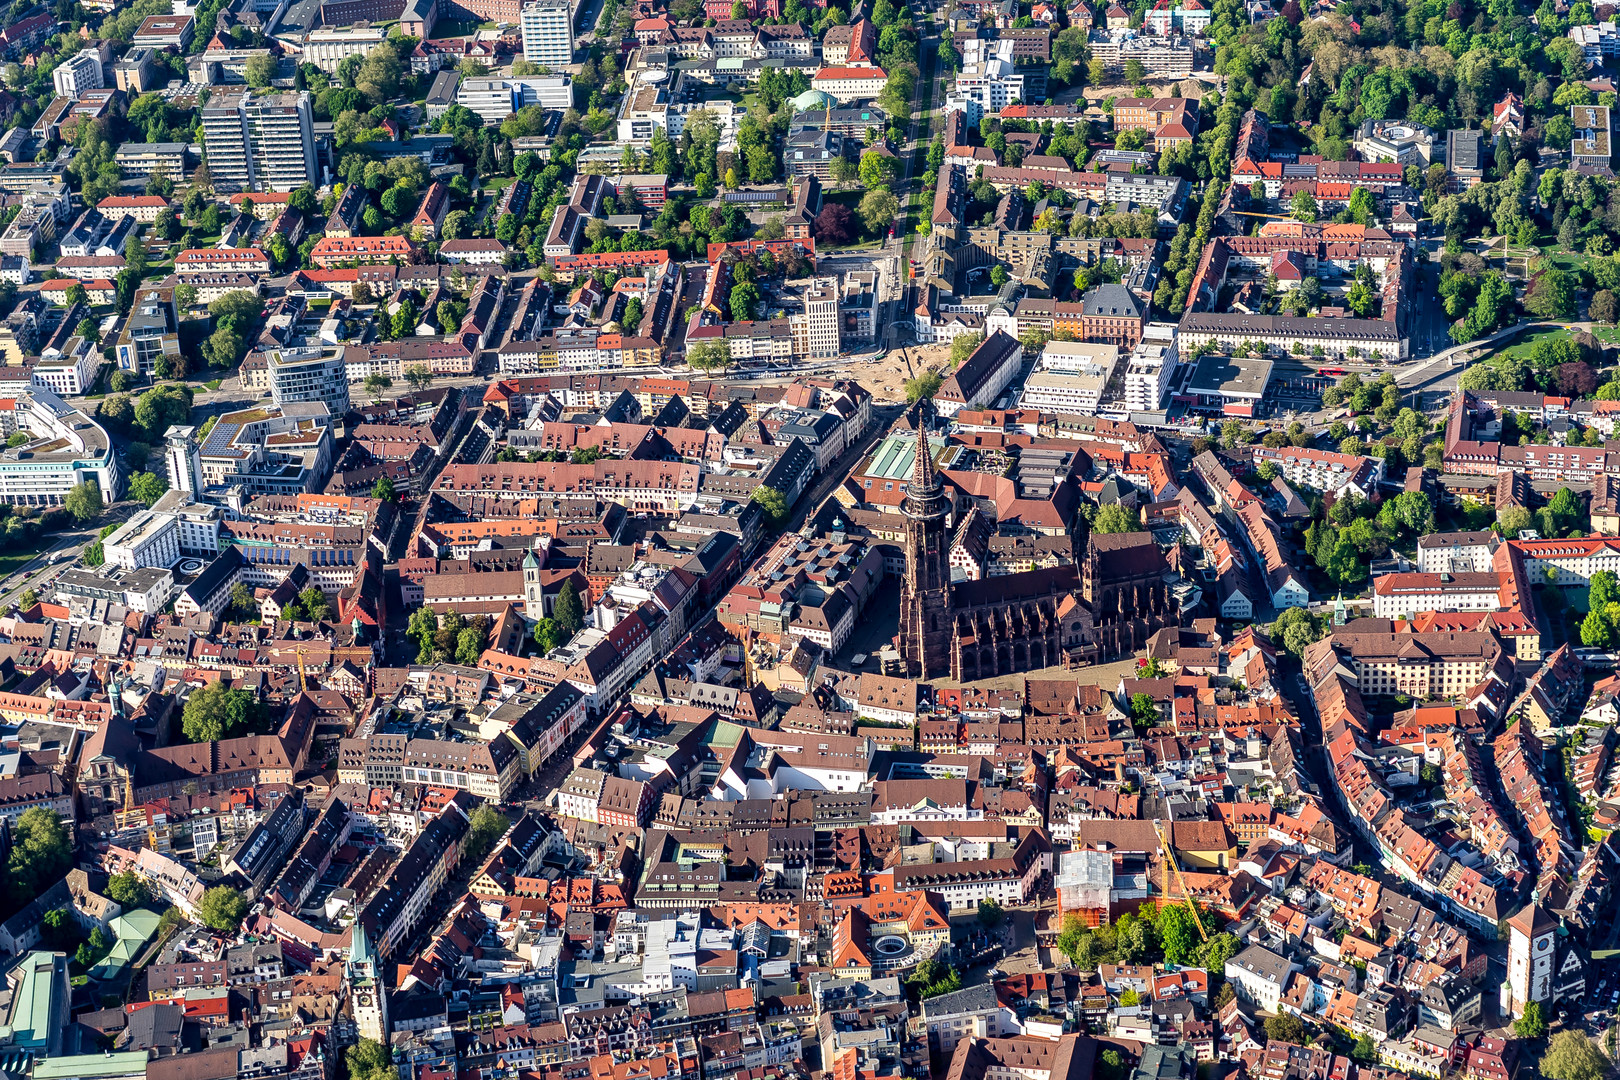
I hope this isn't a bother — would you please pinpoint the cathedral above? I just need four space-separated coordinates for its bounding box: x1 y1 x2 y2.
895 414 1179 681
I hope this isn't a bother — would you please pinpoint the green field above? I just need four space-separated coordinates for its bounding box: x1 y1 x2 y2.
0 535 58 586
1480 323 1620 362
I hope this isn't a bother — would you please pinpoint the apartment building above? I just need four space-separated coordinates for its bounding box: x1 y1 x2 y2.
1123 322 1177 412
52 50 102 97
200 90 318 193
0 389 121 507
1248 445 1384 498
114 287 181 376
520 0 574 66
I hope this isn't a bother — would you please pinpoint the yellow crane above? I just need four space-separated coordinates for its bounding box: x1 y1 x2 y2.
1154 819 1208 942
295 646 309 693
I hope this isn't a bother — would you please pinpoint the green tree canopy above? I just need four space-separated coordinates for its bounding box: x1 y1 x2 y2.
64 481 103 523
553 580 585 637
1092 504 1141 534
751 485 789 525
181 680 265 743
4 807 71 915
1539 1029 1602 1080
128 472 167 508
197 885 248 932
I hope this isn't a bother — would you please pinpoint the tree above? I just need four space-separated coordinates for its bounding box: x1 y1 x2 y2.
347 1040 399 1080
64 481 102 523
229 582 256 618
1265 1013 1309 1044
1499 505 1533 538
814 202 856 245
951 333 985 367
1525 267 1576 319
1513 1000 1548 1040
405 366 434 392
904 371 943 402
751 484 789 525
298 586 329 623
1153 903 1203 965
1592 570 1618 612
105 871 151 908
5 807 71 913
181 680 263 743
1291 188 1318 222
1351 1035 1378 1064
372 476 396 502
858 188 900 235
128 472 167 508
532 616 564 653
1119 987 1141 1006
977 898 1004 928
1129 691 1159 729
461 803 509 866
1540 1030 1605 1080
1092 504 1141 534
553 580 584 636
1582 608 1615 649
196 885 248 933
244 51 276 88
859 151 897 190
1593 289 1619 325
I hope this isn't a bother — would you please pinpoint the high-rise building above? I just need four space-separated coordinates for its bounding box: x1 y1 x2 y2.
164 425 202 495
201 90 318 193
267 349 350 420
520 0 573 67
791 276 840 358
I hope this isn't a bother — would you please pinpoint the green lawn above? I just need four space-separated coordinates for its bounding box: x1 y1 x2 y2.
0 534 58 584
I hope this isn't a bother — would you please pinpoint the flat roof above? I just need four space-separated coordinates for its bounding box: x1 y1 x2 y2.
1187 353 1274 400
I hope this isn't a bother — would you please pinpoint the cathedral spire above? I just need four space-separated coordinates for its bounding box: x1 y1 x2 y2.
910 400 939 498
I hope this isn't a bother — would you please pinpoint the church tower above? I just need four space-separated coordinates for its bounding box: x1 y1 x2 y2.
896 410 954 679
522 546 544 621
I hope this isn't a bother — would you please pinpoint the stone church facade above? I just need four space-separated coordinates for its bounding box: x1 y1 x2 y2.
896 414 1178 681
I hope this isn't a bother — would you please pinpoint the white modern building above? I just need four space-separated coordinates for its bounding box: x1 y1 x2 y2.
1019 355 1116 414
52 51 104 97
790 277 840 358
0 389 121 508
943 39 1025 125
102 509 182 571
1570 21 1620 65
520 0 574 67
197 402 334 496
30 342 101 397
1123 321 1178 412
267 348 351 420
165 424 203 495
299 28 387 73
457 78 519 125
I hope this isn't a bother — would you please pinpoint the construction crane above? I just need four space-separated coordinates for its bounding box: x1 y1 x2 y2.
295 646 309 693
1153 819 1208 942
